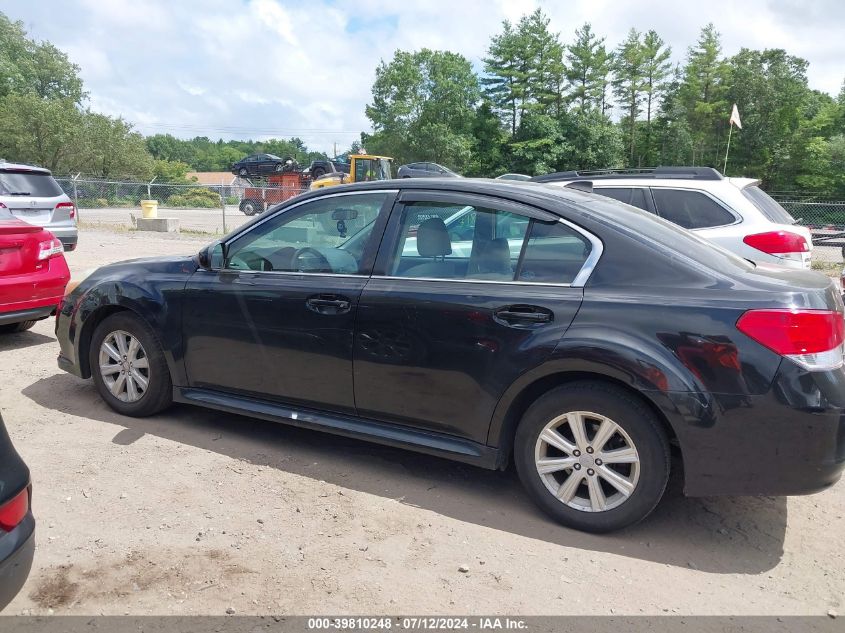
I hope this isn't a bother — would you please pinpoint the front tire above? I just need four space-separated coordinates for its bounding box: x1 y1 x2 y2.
89 312 172 417
514 381 670 533
238 168 248 177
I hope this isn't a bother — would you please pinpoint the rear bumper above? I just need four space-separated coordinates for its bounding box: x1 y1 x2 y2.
0 513 35 611
48 228 78 252
667 361 845 497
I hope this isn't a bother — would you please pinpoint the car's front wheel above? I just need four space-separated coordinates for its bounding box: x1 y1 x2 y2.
89 312 172 417
238 168 248 177
514 381 670 533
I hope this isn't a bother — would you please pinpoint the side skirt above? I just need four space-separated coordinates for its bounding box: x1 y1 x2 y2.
174 387 500 469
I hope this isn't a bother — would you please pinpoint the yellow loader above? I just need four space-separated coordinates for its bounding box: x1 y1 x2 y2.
309 154 394 190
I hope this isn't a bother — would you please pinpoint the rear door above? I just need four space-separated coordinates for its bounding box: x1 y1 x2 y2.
353 191 598 443
0 170 65 228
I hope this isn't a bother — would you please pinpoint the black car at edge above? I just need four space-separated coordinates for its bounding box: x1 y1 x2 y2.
55 177 845 532
0 412 34 610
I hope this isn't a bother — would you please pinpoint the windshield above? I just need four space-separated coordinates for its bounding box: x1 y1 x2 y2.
0 171 63 197
741 185 796 224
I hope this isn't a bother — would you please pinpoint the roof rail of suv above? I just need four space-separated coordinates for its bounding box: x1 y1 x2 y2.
529 166 724 183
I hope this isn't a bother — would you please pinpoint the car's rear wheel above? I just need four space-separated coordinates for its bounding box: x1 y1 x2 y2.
514 381 670 533
89 312 172 417
312 166 326 179
0 320 37 334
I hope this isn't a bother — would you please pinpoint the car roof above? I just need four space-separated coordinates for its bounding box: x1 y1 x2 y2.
0 161 51 175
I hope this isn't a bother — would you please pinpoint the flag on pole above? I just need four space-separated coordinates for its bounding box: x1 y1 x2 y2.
729 103 742 129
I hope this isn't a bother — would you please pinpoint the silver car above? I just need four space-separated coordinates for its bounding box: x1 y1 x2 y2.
0 162 78 251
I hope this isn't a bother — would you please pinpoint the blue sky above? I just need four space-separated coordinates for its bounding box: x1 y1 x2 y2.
2 0 843 154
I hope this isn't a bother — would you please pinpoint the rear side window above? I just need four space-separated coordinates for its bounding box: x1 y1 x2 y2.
595 187 650 211
517 221 592 284
741 185 796 224
0 171 63 197
651 189 735 229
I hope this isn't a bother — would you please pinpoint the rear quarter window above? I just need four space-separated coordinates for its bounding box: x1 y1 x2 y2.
0 171 63 197
741 185 796 224
651 189 735 229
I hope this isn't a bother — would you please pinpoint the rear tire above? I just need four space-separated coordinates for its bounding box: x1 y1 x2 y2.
89 312 172 417
0 320 37 334
514 381 670 533
312 166 326 179
239 199 261 216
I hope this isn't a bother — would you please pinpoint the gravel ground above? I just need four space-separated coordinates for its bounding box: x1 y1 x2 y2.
78 207 252 235
0 228 843 616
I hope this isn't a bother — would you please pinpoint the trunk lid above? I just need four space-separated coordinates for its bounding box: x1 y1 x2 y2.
0 219 46 276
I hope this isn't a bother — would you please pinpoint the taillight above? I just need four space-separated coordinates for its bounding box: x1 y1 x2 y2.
743 231 809 264
37 237 64 261
736 309 845 371
0 488 29 532
56 201 76 220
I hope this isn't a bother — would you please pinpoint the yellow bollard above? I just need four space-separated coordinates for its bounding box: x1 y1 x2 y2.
140 199 158 219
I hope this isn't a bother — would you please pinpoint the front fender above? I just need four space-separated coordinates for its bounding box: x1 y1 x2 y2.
65 270 189 385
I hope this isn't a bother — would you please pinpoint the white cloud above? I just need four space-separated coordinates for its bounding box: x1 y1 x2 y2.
5 0 844 154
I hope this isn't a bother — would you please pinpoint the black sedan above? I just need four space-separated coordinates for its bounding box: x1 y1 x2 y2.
397 162 461 178
55 179 845 532
0 413 34 611
231 154 294 178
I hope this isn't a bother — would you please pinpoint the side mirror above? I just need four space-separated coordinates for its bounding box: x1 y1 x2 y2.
198 242 225 270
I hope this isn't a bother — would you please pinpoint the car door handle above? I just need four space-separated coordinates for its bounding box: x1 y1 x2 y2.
493 305 553 326
306 294 352 315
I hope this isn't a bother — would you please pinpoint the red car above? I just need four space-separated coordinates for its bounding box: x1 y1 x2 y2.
0 217 70 334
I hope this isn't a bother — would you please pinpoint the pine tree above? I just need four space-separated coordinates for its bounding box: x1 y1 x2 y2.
519 10 565 118
483 21 529 136
612 29 646 164
678 24 729 165
641 30 672 165
565 23 612 114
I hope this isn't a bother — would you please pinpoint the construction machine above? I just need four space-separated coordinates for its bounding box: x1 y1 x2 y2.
309 154 393 191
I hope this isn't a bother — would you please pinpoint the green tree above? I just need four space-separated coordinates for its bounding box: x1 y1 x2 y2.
640 30 672 165
520 9 565 117
483 20 529 135
467 100 507 176
565 23 612 114
365 48 480 168
678 24 730 166
0 93 82 171
0 13 84 102
612 29 646 164
79 112 153 179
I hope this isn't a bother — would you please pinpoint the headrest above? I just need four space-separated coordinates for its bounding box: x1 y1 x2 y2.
416 217 452 257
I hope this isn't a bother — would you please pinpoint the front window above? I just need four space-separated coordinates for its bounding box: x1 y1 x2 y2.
225 193 389 274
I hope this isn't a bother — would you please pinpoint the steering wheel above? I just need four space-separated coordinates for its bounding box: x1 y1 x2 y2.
293 247 333 273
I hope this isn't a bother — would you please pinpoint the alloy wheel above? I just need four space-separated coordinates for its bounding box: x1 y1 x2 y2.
534 411 640 512
98 330 150 403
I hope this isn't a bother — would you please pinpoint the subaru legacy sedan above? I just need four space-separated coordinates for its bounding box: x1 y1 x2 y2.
55 179 845 532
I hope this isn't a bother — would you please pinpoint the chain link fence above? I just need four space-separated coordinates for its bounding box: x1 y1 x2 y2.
54 176 309 234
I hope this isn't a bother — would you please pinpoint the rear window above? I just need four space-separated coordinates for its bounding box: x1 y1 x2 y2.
741 185 796 224
651 189 736 229
0 171 63 197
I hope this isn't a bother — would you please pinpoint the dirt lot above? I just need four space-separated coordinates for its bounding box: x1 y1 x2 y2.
0 228 843 616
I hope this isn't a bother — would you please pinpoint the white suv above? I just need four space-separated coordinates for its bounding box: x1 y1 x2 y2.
533 167 811 269
0 162 78 251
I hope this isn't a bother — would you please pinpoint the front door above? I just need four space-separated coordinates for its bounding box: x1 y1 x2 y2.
182 190 395 414
353 192 596 443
